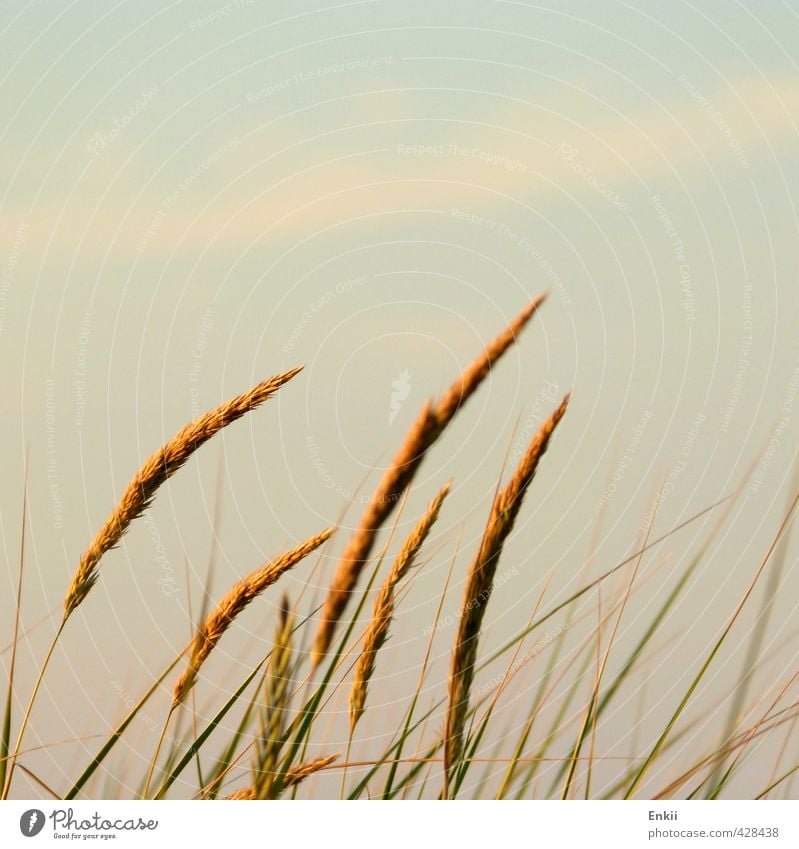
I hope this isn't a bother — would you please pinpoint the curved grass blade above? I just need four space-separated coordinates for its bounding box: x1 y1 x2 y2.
1 454 28 794
65 654 182 799
623 490 799 798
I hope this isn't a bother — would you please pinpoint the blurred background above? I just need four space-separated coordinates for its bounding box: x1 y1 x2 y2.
2 0 799 798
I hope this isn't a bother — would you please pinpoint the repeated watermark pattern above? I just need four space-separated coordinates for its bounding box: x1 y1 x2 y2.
450 209 571 306
639 411 706 531
556 143 629 211
749 356 799 494
143 515 179 598
398 142 529 175
112 680 190 756
85 86 158 155
189 308 215 415
45 378 64 530
247 57 393 102
595 408 653 513
720 282 753 434
678 74 750 171
0 221 26 338
282 275 368 354
511 380 562 464
137 137 241 251
74 312 92 429
187 0 254 31
423 567 520 636
475 623 568 698
306 431 354 501
650 194 695 324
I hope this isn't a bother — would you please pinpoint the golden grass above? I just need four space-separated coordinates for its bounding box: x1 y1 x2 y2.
312 295 547 663
254 598 294 799
349 481 451 730
172 528 333 706
443 394 569 791
228 755 339 799
64 367 303 619
6 283 786 801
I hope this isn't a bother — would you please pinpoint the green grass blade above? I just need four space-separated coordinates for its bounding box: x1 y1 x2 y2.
705 465 799 798
65 653 182 799
0 455 28 794
382 535 460 798
279 554 385 793
481 497 730 675
623 492 799 798
153 655 267 800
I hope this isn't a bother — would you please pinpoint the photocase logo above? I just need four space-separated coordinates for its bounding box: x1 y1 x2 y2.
389 369 412 425
19 809 45 837
16 807 159 837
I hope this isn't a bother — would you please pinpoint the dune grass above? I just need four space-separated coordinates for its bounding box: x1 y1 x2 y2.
2 295 798 801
